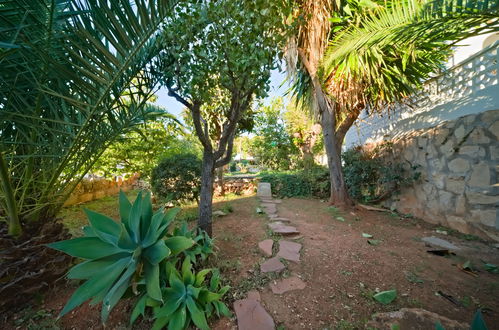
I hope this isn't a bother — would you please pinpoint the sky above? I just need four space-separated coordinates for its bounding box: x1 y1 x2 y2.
152 68 290 117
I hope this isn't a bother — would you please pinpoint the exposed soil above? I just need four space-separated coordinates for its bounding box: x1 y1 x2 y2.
3 195 499 329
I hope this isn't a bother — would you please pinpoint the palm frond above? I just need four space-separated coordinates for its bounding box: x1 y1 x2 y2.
0 0 177 227
322 0 499 112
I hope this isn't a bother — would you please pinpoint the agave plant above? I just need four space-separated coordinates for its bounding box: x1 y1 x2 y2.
131 256 230 330
48 191 194 322
173 222 215 263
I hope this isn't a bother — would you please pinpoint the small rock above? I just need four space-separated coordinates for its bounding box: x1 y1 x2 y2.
421 236 460 250
366 308 467 330
260 257 286 273
234 298 275 330
247 290 261 302
276 240 302 262
270 276 306 294
213 210 227 216
258 239 274 257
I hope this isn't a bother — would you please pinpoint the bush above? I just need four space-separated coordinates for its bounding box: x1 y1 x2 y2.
342 145 420 203
49 191 229 328
151 153 202 204
259 166 330 199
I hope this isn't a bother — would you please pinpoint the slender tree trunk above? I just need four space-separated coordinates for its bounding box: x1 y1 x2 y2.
199 151 215 236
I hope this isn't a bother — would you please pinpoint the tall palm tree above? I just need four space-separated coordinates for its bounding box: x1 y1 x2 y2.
287 0 499 207
0 0 177 236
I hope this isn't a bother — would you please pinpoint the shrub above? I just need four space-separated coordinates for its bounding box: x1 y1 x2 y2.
259 166 330 199
151 153 202 204
49 191 229 328
342 145 420 203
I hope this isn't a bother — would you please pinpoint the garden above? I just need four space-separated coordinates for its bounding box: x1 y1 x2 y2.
1 0 498 329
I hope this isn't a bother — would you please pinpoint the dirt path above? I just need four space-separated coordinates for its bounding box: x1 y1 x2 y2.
215 195 499 329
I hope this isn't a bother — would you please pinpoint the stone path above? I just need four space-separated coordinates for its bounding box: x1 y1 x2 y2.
234 182 307 329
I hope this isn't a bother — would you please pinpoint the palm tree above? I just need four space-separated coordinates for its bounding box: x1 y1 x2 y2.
0 0 177 236
287 0 498 207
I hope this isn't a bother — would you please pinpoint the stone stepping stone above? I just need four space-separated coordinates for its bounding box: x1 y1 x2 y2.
257 182 272 198
268 223 300 236
258 239 274 257
270 276 306 294
272 217 291 222
247 290 261 301
260 257 285 273
234 298 275 330
262 204 277 214
421 236 460 250
276 240 302 262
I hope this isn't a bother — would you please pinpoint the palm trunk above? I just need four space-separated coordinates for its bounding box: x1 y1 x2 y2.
320 109 352 206
199 151 215 236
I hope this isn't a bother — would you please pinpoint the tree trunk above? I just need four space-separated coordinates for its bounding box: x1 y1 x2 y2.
199 151 215 236
217 166 225 196
319 99 353 207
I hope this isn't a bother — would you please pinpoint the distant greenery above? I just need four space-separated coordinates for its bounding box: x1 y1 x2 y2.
251 98 300 171
261 144 419 203
259 166 330 199
91 116 185 179
151 153 202 204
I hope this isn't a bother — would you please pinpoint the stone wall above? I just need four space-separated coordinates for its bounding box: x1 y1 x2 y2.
378 109 499 241
63 174 140 206
214 177 257 197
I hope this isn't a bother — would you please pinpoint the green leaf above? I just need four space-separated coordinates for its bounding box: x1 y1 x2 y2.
144 262 162 302
186 296 209 330
336 216 345 222
168 306 187 330
140 192 153 239
101 260 138 322
48 237 123 259
484 263 498 273
82 226 97 237
119 190 132 225
195 268 212 286
435 321 445 330
181 256 195 285
130 294 147 325
84 208 121 245
470 309 488 330
67 254 131 279
164 236 195 255
59 257 129 316
129 192 143 243
152 316 170 330
155 288 184 318
142 209 166 247
144 240 171 265
362 233 373 238
368 239 381 246
373 289 397 305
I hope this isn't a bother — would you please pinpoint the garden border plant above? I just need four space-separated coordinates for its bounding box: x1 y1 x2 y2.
49 191 230 328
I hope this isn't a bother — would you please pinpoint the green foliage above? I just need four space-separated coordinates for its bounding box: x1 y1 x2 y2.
173 222 215 263
259 166 330 199
251 98 300 171
373 289 397 305
151 153 202 204
342 145 420 203
48 191 195 322
0 0 178 235
144 260 231 330
91 115 184 179
322 0 499 112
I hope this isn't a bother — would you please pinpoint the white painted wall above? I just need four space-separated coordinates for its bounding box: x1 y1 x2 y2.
344 33 499 149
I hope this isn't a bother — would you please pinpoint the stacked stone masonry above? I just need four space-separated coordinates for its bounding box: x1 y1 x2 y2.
377 109 499 239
